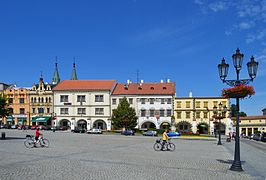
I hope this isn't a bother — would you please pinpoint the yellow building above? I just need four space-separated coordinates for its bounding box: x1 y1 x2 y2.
174 96 230 134
3 87 31 125
28 76 54 126
232 116 266 136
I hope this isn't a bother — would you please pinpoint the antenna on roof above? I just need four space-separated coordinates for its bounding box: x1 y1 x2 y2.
137 69 139 83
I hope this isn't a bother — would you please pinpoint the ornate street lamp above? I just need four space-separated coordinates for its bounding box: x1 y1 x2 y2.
213 102 227 145
218 48 258 171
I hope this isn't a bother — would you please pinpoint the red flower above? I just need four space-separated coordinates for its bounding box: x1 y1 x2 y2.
222 85 255 99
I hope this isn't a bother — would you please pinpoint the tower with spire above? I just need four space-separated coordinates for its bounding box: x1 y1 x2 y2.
71 62 78 80
52 58 60 85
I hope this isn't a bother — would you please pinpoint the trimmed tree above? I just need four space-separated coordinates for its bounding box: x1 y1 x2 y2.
111 97 138 130
0 93 11 121
230 104 247 117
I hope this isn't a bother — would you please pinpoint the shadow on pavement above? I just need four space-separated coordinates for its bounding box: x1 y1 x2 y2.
216 159 245 164
0 137 26 140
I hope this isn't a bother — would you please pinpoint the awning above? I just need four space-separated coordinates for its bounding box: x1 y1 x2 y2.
31 116 51 122
162 122 169 126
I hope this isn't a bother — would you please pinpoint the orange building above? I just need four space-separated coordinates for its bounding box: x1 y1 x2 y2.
3 87 30 126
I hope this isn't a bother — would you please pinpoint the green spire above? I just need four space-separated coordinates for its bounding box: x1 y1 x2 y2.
52 59 60 85
71 62 78 80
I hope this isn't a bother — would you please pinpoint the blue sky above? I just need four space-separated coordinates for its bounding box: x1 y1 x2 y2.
0 0 265 115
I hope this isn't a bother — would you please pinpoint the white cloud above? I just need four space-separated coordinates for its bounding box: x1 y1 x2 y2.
208 1 228 12
246 30 266 43
225 30 232 36
194 0 204 5
238 21 254 30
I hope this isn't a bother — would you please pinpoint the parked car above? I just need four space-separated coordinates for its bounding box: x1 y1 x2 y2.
30 125 37 130
261 132 266 142
72 128 86 133
11 125 17 129
3 124 11 129
24 125 30 130
38 125 47 130
17 125 25 130
143 130 157 136
87 128 102 134
121 130 135 136
59 126 68 131
252 133 262 141
167 131 181 137
249 134 255 140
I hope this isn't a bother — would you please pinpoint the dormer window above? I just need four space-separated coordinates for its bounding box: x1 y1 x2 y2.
138 87 142 90
150 87 154 90
163 87 167 90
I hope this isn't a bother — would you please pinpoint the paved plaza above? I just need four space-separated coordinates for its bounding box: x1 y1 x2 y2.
0 130 256 180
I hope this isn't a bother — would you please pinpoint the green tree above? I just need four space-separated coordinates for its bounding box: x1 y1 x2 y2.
111 97 138 129
0 93 11 119
230 104 247 117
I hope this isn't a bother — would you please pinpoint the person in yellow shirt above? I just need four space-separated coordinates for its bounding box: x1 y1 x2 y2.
161 129 169 151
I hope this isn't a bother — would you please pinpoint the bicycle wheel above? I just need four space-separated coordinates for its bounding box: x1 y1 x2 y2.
24 139 34 148
153 143 162 151
41 138 50 148
167 143 175 151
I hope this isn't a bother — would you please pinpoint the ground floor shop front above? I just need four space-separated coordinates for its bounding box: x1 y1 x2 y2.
54 117 111 131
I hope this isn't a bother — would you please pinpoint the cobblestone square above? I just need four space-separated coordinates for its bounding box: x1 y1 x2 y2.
0 130 252 180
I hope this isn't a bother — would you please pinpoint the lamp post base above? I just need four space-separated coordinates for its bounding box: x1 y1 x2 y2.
217 141 222 145
230 161 243 172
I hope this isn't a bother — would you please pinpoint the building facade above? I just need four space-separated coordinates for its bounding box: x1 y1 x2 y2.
53 80 117 131
232 116 266 136
3 87 30 125
0 83 10 92
28 77 54 126
174 96 231 135
262 108 266 116
111 80 175 129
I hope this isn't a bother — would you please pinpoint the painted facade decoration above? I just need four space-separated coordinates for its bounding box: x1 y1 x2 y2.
28 76 55 127
53 80 117 131
232 115 266 136
3 87 30 125
111 80 175 130
174 96 231 135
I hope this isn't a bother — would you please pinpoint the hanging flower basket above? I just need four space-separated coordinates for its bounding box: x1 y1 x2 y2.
222 85 255 99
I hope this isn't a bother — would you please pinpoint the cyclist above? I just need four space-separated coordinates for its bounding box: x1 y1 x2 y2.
34 127 41 147
161 129 169 151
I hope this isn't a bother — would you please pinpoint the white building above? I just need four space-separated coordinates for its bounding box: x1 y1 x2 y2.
111 80 175 129
53 80 116 131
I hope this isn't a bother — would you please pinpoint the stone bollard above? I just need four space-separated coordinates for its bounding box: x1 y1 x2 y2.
1 132 6 139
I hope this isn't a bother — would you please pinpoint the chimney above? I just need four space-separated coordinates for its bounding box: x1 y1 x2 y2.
167 79 170 83
127 80 130 84
189 91 193 97
140 80 144 83
160 80 164 83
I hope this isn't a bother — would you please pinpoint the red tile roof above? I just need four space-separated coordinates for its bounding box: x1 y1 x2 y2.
231 116 266 120
112 82 175 95
53 80 117 91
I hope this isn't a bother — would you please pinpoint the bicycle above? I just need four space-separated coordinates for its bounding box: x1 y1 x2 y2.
24 134 50 148
153 138 175 151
